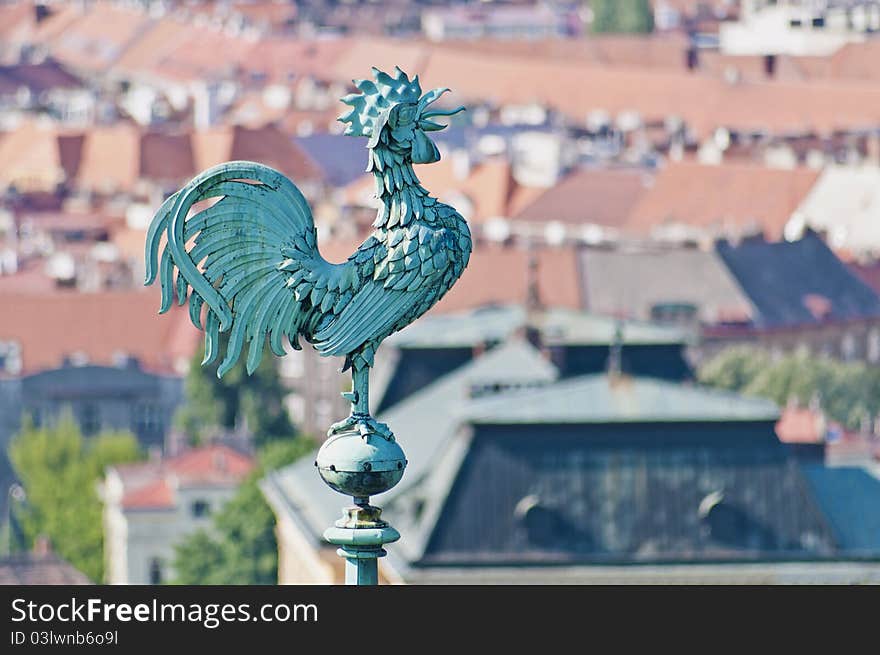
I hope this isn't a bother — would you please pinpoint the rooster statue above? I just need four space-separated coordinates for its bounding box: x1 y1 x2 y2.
144 67 471 441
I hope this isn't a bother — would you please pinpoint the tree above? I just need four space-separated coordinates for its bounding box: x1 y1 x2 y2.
172 437 314 585
698 347 880 431
591 0 654 34
8 414 141 581
175 333 296 447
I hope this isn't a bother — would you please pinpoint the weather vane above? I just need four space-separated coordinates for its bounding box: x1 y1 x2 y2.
144 67 470 584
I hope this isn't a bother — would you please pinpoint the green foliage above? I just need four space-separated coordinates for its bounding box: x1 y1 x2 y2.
698 347 880 430
172 437 315 585
8 414 141 582
591 0 654 34
175 333 295 447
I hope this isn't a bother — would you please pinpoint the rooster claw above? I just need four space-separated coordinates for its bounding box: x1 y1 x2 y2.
327 414 395 441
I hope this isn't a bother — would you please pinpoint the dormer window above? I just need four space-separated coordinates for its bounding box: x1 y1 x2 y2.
191 500 211 518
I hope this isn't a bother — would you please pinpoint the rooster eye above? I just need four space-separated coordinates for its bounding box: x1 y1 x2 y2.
396 105 416 124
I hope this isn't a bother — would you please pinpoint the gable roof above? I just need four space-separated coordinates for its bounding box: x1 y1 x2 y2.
114 444 254 510
0 120 65 191
139 131 196 184
0 289 200 375
465 374 780 425
579 246 756 325
74 123 141 193
513 167 652 230
0 59 81 95
625 161 820 240
389 304 688 349
432 244 583 313
715 231 880 327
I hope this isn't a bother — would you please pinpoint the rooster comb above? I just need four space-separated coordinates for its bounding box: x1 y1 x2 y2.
338 66 423 138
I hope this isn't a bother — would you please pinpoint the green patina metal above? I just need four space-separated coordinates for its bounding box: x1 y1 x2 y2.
144 67 470 585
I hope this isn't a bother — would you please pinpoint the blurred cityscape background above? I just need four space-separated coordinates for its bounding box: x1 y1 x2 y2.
1 0 880 585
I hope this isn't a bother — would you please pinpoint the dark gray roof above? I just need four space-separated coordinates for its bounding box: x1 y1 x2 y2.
262 340 842 576
465 374 779 425
579 246 755 325
421 423 840 566
387 304 688 349
0 60 82 96
716 231 880 327
294 133 369 187
261 341 561 551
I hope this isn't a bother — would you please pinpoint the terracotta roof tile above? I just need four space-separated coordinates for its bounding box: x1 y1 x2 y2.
140 132 195 184
0 288 200 375
514 168 653 228
827 40 880 83
166 444 254 482
0 120 64 191
332 38 429 84
192 127 235 172
412 46 880 138
190 125 322 182
433 244 582 313
116 444 255 510
625 161 820 239
36 4 153 74
75 124 140 193
776 407 825 444
121 478 174 510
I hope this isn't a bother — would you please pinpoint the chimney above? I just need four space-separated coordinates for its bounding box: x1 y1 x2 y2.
34 3 52 23
763 54 777 79
522 244 543 349
213 449 227 473
685 45 699 71
33 535 52 558
606 320 625 381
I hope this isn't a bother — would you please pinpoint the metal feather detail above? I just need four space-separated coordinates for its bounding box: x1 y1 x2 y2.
144 67 470 436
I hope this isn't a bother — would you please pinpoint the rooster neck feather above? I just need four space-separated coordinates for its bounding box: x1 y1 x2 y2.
368 141 434 230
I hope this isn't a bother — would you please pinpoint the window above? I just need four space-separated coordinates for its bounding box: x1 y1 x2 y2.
869 328 880 363
80 403 100 435
191 500 211 518
148 558 163 585
132 402 162 437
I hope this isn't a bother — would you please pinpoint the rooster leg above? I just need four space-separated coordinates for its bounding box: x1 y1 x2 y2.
327 359 394 440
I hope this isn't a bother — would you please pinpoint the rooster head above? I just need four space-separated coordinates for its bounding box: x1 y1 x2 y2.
339 66 465 164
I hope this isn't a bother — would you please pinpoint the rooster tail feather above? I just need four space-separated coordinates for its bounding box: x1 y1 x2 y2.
144 161 321 377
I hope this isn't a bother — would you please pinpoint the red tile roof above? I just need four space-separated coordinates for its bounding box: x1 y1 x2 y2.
121 478 174 510
514 168 653 228
776 407 826 444
0 288 200 375
116 444 255 510
624 161 820 239
432 243 582 313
